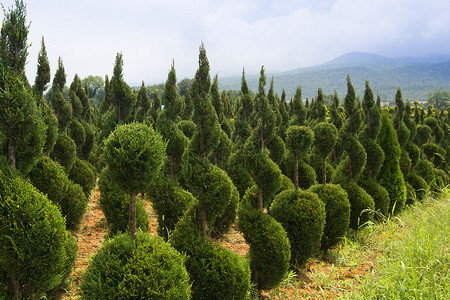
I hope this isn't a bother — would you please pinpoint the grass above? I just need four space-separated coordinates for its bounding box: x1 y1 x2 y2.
344 186 450 299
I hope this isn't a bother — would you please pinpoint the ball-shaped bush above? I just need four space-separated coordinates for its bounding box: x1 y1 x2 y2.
313 122 338 159
308 184 350 251
415 125 432 147
286 125 314 160
81 231 191 299
270 189 325 267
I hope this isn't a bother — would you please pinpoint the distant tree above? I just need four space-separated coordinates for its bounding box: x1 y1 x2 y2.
427 90 450 109
110 53 135 122
82 75 104 99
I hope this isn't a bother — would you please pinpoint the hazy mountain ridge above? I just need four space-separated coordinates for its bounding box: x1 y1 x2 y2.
219 52 450 102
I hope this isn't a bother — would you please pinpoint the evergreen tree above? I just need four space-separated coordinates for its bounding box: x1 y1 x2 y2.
110 53 134 122
33 37 51 98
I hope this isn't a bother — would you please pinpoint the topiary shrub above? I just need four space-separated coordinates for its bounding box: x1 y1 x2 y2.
226 149 255 200
177 119 197 139
50 132 76 172
81 231 191 299
404 141 421 168
308 184 350 251
0 165 77 299
270 189 325 267
28 155 87 230
405 181 416 206
148 177 194 240
170 211 250 299
405 172 428 201
211 182 239 238
433 168 449 191
68 119 86 154
68 158 96 197
341 181 375 229
238 207 290 291
359 178 390 219
413 159 435 185
98 167 149 236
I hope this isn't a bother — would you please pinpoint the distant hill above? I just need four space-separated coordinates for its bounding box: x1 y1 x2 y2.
218 52 450 103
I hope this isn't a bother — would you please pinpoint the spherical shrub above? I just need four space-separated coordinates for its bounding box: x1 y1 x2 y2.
148 178 194 239
341 181 375 229
171 211 250 299
238 208 290 290
308 184 350 251
81 231 191 299
50 132 77 172
98 167 149 236
177 119 197 139
286 125 314 159
405 172 428 201
0 166 77 298
359 179 390 219
270 189 325 267
415 125 432 147
69 158 96 197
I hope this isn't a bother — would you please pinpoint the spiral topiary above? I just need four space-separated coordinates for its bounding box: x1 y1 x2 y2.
50 132 76 172
68 158 96 197
359 178 390 219
308 184 350 251
81 231 191 299
0 164 77 299
341 181 375 229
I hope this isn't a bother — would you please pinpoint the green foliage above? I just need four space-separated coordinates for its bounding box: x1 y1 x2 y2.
341 181 375 229
238 207 290 291
404 141 421 168
359 178 390 219
377 113 406 215
226 149 255 199
0 70 45 174
308 184 350 251
405 172 428 201
103 122 166 194
177 119 197 139
0 164 76 298
170 212 250 299
413 159 435 185
80 120 95 160
270 189 326 267
331 132 367 183
28 155 87 230
98 167 149 236
81 231 191 300
427 90 450 108
68 158 96 197
68 119 86 154
286 125 314 159
50 132 76 172
148 178 194 239
110 53 135 122
415 124 432 148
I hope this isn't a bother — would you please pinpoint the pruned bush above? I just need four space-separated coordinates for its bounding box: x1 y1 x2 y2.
50 132 76 172
308 184 350 251
98 167 149 236
359 178 390 219
405 181 416 206
405 172 428 201
341 181 375 229
171 211 250 299
177 119 197 139
413 159 435 185
227 149 255 199
148 178 194 239
69 158 96 197
81 231 191 299
238 207 290 290
270 189 325 267
0 165 77 299
28 155 87 230
68 119 86 153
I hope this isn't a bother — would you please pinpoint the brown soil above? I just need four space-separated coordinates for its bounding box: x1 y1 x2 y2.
62 186 375 299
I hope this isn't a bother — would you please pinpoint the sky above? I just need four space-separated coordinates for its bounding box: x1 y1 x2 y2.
2 0 450 86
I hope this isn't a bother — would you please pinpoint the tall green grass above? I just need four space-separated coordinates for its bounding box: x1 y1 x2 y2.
349 187 450 299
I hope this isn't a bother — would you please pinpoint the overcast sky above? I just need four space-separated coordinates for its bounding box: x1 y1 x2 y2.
2 0 450 86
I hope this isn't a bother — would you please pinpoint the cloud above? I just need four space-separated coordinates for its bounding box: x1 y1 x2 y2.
1 0 448 86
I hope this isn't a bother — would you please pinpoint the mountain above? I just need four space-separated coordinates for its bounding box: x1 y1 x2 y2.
218 52 450 102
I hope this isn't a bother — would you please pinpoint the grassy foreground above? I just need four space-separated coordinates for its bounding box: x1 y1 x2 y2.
262 187 449 299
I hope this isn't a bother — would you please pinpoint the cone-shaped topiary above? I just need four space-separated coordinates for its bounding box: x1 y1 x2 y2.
270 189 325 267
377 113 407 215
0 163 77 299
308 184 350 251
81 231 191 299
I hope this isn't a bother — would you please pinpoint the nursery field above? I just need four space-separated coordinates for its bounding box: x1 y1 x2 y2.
62 186 450 299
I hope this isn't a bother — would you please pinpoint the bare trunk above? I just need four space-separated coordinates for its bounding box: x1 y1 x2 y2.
199 208 208 236
7 136 16 170
11 276 20 300
322 156 326 185
129 192 137 239
257 187 263 211
294 157 299 190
